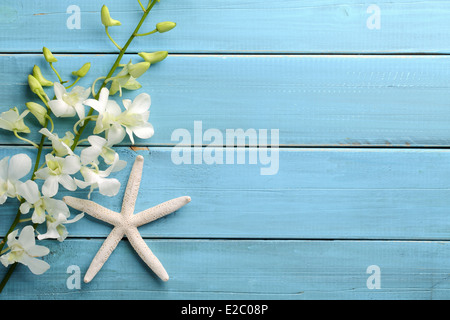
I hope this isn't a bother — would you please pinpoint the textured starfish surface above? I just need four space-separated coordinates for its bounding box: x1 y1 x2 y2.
63 155 191 283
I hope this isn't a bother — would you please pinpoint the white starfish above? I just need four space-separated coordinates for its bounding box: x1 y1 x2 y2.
63 155 191 283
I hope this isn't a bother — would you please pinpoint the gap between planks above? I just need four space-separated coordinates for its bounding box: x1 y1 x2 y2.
4 52 450 57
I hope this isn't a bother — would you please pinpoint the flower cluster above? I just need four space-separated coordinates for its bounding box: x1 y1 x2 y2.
0 84 153 273
0 0 176 280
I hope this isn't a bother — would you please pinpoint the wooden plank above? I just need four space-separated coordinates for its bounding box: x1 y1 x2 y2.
2 54 450 147
2 147 450 240
1 239 449 299
2 0 450 53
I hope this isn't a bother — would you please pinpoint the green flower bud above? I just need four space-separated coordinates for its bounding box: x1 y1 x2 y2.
43 47 57 63
138 51 168 64
156 21 176 33
28 75 46 96
72 62 91 78
101 5 121 27
32 65 53 87
128 62 150 78
26 102 47 126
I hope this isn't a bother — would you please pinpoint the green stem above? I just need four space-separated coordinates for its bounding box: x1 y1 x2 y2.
134 29 157 37
73 115 98 135
137 0 146 12
105 27 122 51
71 0 159 150
13 131 39 148
45 115 54 133
0 264 18 293
65 77 81 89
0 106 51 294
0 0 160 294
91 77 107 97
36 92 50 107
76 138 89 145
49 62 63 84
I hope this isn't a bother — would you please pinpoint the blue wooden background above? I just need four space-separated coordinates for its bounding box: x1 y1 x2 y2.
1 0 450 300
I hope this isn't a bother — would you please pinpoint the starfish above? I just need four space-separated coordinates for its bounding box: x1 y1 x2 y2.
63 155 191 283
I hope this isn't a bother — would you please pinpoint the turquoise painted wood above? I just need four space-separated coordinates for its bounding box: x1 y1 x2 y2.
1 0 450 300
2 147 450 241
1 239 450 300
2 0 450 53
3 54 450 147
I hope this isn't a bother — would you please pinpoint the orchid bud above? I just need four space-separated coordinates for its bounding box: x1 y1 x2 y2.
138 51 168 64
43 47 57 63
26 102 47 126
72 62 91 78
156 21 176 33
32 65 53 87
101 5 121 27
28 75 46 96
128 62 150 78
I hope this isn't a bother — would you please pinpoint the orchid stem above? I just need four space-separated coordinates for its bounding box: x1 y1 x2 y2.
134 29 157 37
49 62 64 84
1 0 161 294
13 131 39 148
71 0 159 150
45 115 54 132
0 92 53 295
73 115 98 135
76 138 89 145
36 92 50 108
138 0 146 12
105 27 122 51
91 76 107 97
65 77 81 89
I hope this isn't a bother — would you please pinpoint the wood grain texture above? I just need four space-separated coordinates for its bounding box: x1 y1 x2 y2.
2 54 450 147
1 239 449 300
1 147 450 241
1 0 450 301
2 0 450 53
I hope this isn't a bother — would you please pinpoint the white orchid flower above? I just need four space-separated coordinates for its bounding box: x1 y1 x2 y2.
84 87 123 135
34 154 81 197
39 128 74 157
17 180 70 224
109 60 144 96
85 89 154 145
48 82 91 121
118 93 154 144
0 226 50 275
80 134 126 166
38 212 84 242
0 107 30 133
75 154 125 197
0 154 32 204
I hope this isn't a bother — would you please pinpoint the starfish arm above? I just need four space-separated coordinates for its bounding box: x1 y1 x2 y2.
132 196 191 227
63 196 122 225
125 227 169 281
121 155 144 217
84 227 125 283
